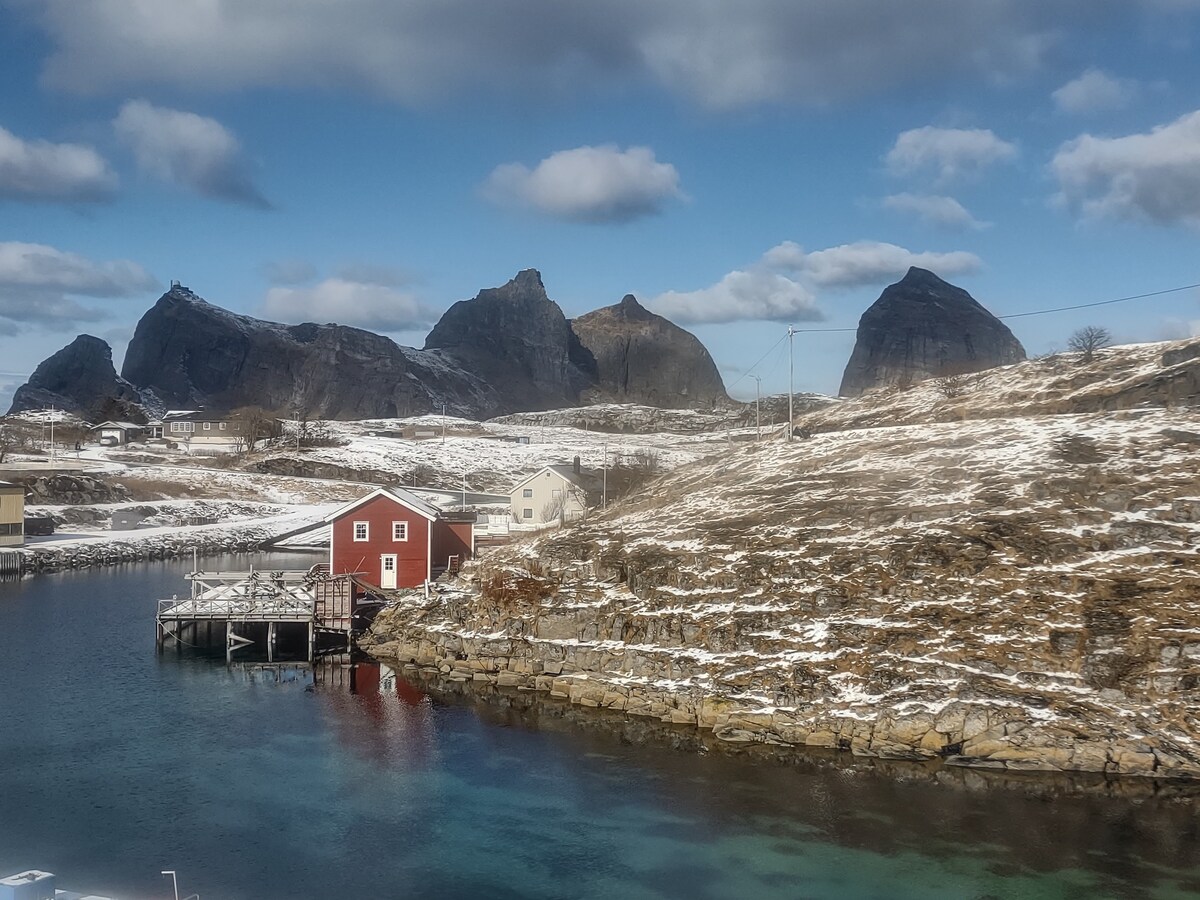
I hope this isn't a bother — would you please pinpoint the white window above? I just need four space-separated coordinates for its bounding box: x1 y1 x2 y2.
522 488 533 498
353 521 369 541
523 508 533 519
203 422 211 431
171 422 194 434
219 422 227 431
392 521 408 542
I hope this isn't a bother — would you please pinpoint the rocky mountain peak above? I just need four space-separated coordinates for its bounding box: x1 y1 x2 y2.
572 293 728 408
7 334 144 421
839 269 1026 397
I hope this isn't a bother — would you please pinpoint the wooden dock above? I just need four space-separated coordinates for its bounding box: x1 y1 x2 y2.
156 565 376 661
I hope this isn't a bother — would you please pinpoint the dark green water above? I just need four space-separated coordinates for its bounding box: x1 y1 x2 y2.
1 554 1198 899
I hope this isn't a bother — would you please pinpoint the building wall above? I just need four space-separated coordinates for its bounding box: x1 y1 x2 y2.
510 471 588 525
431 520 473 571
0 487 24 547
331 495 431 589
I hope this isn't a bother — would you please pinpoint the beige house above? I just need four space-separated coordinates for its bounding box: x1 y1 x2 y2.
163 411 247 454
0 481 24 547
509 462 601 526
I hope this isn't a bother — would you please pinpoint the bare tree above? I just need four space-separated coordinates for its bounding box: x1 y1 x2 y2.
1067 326 1112 363
934 372 970 399
230 406 281 452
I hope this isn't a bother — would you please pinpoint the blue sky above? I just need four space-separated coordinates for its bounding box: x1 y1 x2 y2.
2 1 1200 411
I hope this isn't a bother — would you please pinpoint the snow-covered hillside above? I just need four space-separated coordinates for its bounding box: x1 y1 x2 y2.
366 338 1200 779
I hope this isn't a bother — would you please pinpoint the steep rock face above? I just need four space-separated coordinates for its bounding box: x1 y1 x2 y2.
121 285 494 418
424 269 597 412
7 334 143 421
839 268 1025 397
571 295 728 408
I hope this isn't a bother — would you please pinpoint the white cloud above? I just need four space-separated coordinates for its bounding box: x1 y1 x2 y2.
650 270 820 325
0 124 116 204
886 127 1018 183
763 241 983 287
263 278 436 332
19 1 1110 110
0 241 158 330
483 145 683 223
113 100 269 208
649 239 982 324
1051 109 1200 225
882 193 989 230
1052 69 1137 114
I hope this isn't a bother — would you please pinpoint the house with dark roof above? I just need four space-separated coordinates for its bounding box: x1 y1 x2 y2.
508 459 602 526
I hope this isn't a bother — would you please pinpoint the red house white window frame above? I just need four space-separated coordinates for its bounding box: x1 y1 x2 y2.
392 521 408 542
353 521 369 541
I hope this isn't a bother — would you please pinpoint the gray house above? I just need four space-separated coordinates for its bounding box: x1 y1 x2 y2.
509 460 601 526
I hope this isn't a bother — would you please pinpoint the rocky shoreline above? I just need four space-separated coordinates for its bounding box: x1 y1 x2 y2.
383 659 1200 802
362 572 1200 782
8 523 282 573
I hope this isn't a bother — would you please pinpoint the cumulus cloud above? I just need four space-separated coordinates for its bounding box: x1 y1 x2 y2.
483 145 683 223
651 270 820 325
882 193 989 230
0 125 117 204
1051 109 1200 225
763 241 982 287
19 1 1110 110
649 240 981 324
113 100 269 208
886 127 1018 183
1052 69 1137 114
0 241 158 330
263 278 436 332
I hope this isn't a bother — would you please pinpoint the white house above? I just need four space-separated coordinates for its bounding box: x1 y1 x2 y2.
509 460 601 526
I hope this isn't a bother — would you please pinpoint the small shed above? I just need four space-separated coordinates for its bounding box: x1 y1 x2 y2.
0 481 23 547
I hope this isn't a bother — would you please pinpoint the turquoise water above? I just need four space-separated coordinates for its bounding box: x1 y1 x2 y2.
1 555 1198 899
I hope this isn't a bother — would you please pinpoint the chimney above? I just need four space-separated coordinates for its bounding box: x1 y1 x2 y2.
573 455 580 474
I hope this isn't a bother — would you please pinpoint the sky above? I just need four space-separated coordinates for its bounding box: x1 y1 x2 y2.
2 0 1200 411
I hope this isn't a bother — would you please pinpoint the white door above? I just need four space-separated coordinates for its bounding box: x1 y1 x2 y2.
380 554 398 589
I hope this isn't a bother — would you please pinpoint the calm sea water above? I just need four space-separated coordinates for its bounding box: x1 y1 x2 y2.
1 554 1198 900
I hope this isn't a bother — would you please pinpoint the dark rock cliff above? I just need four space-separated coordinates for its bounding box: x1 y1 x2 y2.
424 269 597 412
839 268 1026 397
8 334 144 421
119 286 495 418
571 294 728 408
10 272 732 421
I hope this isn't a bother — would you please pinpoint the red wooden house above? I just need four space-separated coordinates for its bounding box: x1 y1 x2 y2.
325 487 475 590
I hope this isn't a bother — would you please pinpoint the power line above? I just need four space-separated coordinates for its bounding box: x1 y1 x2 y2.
997 282 1200 320
726 332 787 390
787 280 1200 333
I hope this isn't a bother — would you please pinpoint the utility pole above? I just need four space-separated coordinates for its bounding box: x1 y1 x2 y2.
752 375 761 441
49 407 56 464
601 443 608 508
461 473 467 510
786 325 795 443
441 403 446 444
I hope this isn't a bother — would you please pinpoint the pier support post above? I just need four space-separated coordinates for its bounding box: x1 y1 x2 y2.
268 621 276 663
307 620 314 663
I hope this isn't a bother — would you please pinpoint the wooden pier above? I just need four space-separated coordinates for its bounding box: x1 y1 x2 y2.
156 565 379 661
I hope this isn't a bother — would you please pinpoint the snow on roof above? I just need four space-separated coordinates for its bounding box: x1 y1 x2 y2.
324 485 444 523
90 421 143 430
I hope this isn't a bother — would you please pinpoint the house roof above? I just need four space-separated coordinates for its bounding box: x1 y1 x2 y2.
91 421 143 430
323 486 444 523
510 464 602 495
